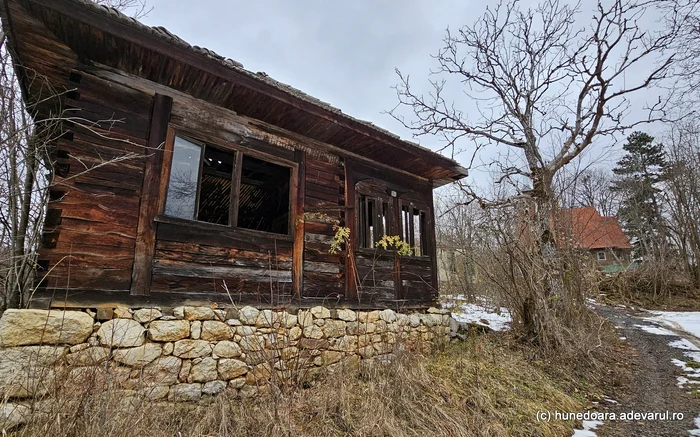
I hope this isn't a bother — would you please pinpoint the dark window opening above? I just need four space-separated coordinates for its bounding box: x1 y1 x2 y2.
237 155 290 235
358 195 374 248
197 146 234 225
400 204 427 256
164 135 292 235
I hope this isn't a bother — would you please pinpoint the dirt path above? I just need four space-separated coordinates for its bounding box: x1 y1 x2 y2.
594 305 700 437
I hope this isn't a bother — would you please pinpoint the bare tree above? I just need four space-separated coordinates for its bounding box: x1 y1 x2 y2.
390 0 679 344
0 1 152 311
663 117 700 287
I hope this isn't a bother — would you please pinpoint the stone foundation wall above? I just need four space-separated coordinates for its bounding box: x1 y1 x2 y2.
0 305 452 408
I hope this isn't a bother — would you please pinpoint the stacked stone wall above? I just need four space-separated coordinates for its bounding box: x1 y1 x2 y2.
0 305 452 413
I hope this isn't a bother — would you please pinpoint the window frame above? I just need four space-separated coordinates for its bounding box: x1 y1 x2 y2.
596 250 607 261
156 126 297 240
355 180 430 258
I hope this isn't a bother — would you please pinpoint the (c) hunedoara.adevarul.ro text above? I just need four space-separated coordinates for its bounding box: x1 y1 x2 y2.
536 410 685 422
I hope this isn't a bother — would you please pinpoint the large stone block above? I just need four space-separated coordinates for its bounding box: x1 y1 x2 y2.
133 308 162 323
173 340 212 358
212 340 242 358
148 320 190 341
0 309 93 346
189 357 218 382
143 356 181 385
65 346 110 366
238 306 259 325
183 306 215 321
0 346 65 398
336 309 356 322
0 403 30 430
113 343 162 367
322 320 346 338
218 359 248 380
168 383 201 401
310 306 330 319
97 319 146 348
200 321 234 341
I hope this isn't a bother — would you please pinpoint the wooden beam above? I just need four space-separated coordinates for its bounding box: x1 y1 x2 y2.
393 195 403 299
28 288 435 311
130 93 172 296
344 159 357 300
427 188 439 294
292 150 305 299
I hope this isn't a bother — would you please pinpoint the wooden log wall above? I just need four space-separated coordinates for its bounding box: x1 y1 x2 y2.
301 156 346 300
40 68 153 293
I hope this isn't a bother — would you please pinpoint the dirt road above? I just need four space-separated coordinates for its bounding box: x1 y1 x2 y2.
594 305 700 437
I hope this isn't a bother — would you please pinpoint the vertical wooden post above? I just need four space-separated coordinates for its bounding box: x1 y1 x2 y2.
130 94 173 296
345 160 357 299
427 187 439 293
292 150 306 300
392 195 403 299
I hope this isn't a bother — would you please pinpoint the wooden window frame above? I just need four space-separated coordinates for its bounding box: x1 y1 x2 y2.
156 126 298 241
398 199 430 259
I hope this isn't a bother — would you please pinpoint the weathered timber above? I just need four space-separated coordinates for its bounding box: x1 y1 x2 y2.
1 0 460 308
131 93 172 296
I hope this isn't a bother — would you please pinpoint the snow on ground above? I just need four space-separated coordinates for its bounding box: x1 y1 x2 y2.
644 311 700 339
632 314 700 395
633 324 677 336
441 295 512 331
571 420 603 437
689 415 700 436
669 339 700 351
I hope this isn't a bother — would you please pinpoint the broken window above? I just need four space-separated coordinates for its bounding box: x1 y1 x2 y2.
198 145 234 225
400 204 427 256
358 196 393 249
237 155 290 234
164 135 291 235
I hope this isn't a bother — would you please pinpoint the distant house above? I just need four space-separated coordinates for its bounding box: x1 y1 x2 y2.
562 207 632 272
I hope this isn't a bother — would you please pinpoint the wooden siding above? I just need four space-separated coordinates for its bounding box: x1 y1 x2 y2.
3 0 442 309
301 156 346 300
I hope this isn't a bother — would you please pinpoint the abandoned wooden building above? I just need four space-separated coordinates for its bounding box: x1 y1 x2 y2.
1 0 467 310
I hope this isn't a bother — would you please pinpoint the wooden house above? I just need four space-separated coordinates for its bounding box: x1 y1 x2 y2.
1 0 467 310
564 207 633 272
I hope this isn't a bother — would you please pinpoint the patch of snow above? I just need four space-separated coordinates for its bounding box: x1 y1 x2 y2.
689 415 700 436
619 337 626 340
685 352 700 362
441 299 512 332
603 398 618 404
572 420 603 437
669 339 700 351
633 324 676 336
645 311 700 339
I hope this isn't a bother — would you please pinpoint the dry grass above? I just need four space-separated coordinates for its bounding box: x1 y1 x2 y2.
2 332 628 437
598 265 700 311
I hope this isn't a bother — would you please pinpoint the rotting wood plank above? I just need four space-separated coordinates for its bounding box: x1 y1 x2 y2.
292 150 305 299
344 159 357 300
131 93 172 296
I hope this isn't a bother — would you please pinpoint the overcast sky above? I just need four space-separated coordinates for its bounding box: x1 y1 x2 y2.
139 1 671 187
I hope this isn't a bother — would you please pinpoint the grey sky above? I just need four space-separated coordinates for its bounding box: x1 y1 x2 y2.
140 1 671 185
141 1 473 146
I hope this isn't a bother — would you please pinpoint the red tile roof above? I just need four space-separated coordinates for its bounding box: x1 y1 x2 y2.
566 207 632 250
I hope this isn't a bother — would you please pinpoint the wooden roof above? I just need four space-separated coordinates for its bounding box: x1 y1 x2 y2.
1 0 468 187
